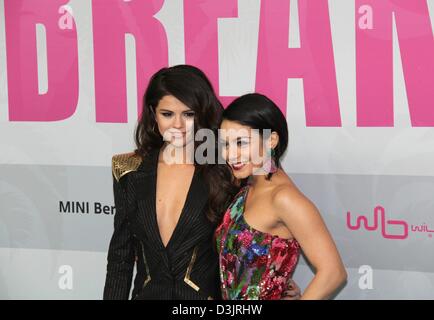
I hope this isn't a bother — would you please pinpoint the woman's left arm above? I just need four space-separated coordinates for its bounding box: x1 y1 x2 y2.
274 186 347 300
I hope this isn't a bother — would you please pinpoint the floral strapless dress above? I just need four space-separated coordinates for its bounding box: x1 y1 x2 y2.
215 185 300 300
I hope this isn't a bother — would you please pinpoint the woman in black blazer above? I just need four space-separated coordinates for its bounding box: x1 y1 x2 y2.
103 65 238 300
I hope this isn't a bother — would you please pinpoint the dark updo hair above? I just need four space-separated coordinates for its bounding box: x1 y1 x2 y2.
222 93 289 180
135 64 238 224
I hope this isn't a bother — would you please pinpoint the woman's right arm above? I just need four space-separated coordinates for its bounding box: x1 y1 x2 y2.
103 174 135 300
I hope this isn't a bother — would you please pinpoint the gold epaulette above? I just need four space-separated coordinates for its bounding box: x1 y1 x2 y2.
112 152 143 182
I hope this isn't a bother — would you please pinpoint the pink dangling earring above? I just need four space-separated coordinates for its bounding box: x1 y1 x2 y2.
263 148 277 174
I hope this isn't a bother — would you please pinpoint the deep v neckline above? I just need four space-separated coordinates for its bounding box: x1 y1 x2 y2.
152 151 198 250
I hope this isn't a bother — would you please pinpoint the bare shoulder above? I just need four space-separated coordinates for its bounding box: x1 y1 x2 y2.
271 180 319 221
112 152 143 182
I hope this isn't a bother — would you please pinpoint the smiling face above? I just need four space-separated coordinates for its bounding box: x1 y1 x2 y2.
219 119 279 179
154 95 195 148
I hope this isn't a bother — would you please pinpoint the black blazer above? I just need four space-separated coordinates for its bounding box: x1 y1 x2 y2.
103 149 221 300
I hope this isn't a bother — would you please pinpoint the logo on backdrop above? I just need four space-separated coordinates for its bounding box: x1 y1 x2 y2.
346 205 434 240
59 200 115 215
3 1 434 126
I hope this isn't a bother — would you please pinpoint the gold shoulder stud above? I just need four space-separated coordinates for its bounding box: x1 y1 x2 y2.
112 152 142 182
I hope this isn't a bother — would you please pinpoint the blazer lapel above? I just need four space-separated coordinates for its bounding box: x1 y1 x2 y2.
165 168 209 253
131 149 209 256
131 149 168 255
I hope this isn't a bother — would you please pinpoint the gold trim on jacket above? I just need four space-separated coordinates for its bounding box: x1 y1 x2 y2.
112 152 142 182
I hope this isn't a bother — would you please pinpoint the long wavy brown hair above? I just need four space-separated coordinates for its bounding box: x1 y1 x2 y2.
134 65 239 224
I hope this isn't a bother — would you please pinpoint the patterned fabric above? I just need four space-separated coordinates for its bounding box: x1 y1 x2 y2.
215 185 300 300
